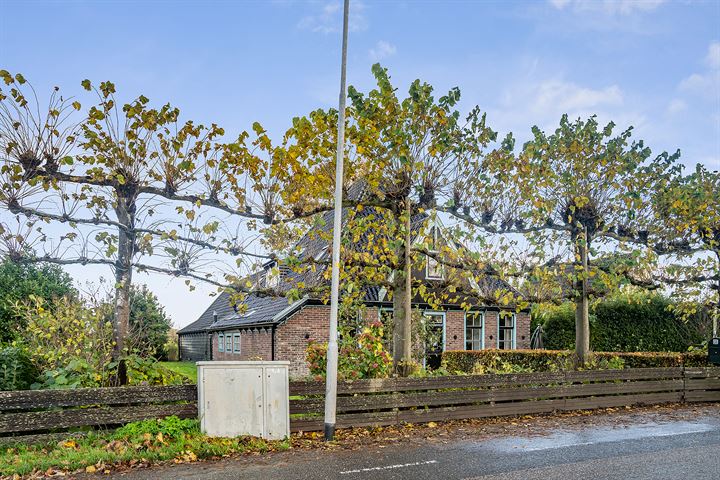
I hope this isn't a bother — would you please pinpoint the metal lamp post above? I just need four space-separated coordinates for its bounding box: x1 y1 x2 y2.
323 0 350 442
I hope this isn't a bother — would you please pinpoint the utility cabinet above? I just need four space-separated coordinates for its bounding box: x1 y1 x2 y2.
709 338 720 366
197 361 290 440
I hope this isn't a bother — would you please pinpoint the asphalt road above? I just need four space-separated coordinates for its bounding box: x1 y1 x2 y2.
109 412 720 480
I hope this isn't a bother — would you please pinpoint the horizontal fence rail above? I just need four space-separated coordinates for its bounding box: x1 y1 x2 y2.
0 367 718 442
288 367 720 432
0 384 197 445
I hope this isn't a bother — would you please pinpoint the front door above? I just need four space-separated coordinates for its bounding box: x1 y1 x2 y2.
423 312 445 370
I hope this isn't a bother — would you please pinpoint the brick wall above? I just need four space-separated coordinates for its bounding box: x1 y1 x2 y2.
210 305 532 377
516 311 531 349
445 311 465 350
485 311 498 348
275 305 331 378
211 329 273 361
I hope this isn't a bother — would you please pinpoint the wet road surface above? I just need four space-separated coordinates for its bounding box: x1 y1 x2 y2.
107 410 720 480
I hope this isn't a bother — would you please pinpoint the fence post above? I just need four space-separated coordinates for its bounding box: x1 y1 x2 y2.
681 366 686 404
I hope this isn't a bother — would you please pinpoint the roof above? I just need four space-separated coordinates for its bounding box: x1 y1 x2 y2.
178 293 237 334
206 294 307 331
181 181 520 334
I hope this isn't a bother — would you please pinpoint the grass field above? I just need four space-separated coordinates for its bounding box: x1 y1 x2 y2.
159 361 197 383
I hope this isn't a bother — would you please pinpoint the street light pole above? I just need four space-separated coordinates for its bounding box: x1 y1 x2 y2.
324 0 350 442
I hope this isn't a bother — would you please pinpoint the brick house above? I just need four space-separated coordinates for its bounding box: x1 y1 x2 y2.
178 193 530 377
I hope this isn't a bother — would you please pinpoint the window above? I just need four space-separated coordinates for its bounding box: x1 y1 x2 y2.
426 227 444 280
225 334 233 353
266 268 279 289
465 312 484 351
497 313 516 350
422 311 446 370
218 333 224 352
233 334 241 354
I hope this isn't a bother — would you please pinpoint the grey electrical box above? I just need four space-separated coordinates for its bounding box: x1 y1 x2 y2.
197 361 290 440
709 338 720 366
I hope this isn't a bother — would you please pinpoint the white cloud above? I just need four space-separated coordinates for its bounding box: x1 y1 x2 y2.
485 77 642 142
666 98 687 115
549 0 665 15
705 41 720 70
678 42 720 99
529 80 623 112
369 41 397 61
297 1 367 34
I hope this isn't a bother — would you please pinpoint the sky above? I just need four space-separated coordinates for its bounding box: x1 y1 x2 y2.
1 0 719 328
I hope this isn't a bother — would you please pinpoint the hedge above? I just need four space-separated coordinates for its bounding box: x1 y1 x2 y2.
442 349 710 374
0 346 38 390
539 294 706 352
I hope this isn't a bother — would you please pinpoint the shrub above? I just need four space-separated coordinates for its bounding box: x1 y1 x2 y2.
442 348 710 374
35 354 188 389
306 320 392 379
16 295 114 374
593 294 703 352
0 345 38 390
113 415 199 441
99 285 172 359
540 293 705 352
0 259 76 343
537 303 578 350
443 349 575 373
122 354 187 386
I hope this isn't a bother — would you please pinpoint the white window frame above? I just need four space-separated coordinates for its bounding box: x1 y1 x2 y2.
464 311 485 351
266 268 279 289
225 334 233 353
497 313 516 350
425 227 445 280
218 333 224 352
422 311 446 368
233 333 241 354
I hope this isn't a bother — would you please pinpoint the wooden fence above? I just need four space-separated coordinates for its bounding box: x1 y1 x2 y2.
0 385 197 444
289 367 720 431
1 367 718 443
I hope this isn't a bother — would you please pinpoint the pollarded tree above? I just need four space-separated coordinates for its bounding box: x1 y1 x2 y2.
275 65 525 374
0 71 330 382
651 164 719 335
451 115 681 364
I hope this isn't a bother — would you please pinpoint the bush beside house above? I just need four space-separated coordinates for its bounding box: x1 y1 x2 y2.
442 349 711 374
537 293 706 352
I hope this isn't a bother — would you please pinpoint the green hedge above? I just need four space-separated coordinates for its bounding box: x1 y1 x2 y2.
442 349 710 374
539 294 705 352
0 346 38 390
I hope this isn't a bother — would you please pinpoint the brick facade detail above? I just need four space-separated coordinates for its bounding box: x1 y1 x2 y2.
213 305 531 378
275 305 331 378
211 329 272 362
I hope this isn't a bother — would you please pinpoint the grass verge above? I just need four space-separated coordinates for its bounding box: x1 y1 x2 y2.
158 361 197 383
0 416 289 478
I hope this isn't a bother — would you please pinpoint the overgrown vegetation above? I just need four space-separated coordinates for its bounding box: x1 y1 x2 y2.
0 346 37 391
5 294 184 390
306 320 392 380
442 349 710 374
536 291 706 352
0 260 76 344
0 416 290 477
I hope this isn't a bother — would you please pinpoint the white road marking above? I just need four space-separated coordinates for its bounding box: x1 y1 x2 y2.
339 460 439 475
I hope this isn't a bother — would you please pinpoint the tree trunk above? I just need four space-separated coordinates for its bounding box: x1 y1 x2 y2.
574 227 590 366
392 198 413 376
112 195 136 385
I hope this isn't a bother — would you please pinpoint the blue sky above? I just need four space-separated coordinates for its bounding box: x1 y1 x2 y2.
1 0 719 328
